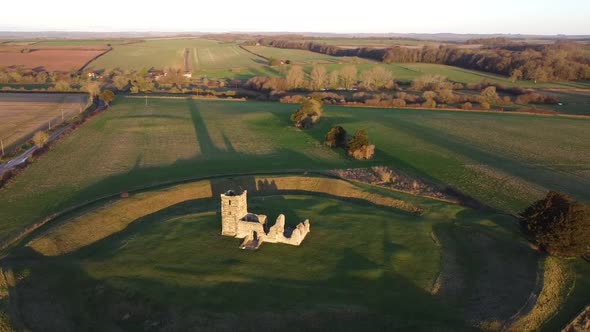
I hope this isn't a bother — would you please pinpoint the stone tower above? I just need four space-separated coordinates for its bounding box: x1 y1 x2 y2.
220 190 248 236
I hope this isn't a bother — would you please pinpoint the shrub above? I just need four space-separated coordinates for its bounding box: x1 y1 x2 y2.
461 102 473 110
290 98 323 129
325 126 348 148
520 191 590 257
32 131 49 148
347 129 375 160
422 99 436 108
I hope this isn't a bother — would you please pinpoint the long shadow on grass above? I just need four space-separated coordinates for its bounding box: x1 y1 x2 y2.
7 194 472 330
432 209 541 327
186 99 219 157
390 117 590 203
5 247 473 331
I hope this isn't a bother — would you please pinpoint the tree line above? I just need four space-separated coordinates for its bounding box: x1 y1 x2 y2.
253 39 590 82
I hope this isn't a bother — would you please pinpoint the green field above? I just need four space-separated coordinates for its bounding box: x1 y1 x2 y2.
8 185 541 330
243 45 370 64
84 37 590 89
89 39 265 72
1 97 589 239
0 97 589 330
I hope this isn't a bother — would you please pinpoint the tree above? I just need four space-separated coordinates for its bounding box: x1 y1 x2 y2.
113 75 129 91
480 86 500 104
290 98 323 129
340 65 357 90
99 90 115 106
325 126 347 148
411 74 451 92
347 129 374 160
310 65 327 91
347 129 369 152
285 65 305 90
371 66 394 90
328 70 340 89
32 131 49 148
422 91 437 108
510 68 523 83
84 81 101 99
520 191 590 257
54 81 70 92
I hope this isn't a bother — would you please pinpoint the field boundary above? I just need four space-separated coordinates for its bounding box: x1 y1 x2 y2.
238 44 269 61
79 46 112 71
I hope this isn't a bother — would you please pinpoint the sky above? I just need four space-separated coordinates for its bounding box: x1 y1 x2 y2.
0 0 588 35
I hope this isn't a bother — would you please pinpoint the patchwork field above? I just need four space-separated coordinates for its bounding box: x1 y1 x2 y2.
89 39 265 72
0 45 108 72
0 93 88 151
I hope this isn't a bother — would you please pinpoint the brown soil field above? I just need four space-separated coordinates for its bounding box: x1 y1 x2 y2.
0 93 88 152
0 46 108 72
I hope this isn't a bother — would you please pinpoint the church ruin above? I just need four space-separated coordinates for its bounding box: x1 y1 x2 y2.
220 190 310 250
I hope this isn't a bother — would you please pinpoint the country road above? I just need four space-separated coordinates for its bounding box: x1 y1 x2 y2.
0 105 106 177
0 125 71 177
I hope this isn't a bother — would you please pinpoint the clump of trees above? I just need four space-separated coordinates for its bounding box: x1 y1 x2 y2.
347 129 375 160
325 127 374 160
325 126 347 148
290 98 323 129
256 38 590 82
520 191 590 257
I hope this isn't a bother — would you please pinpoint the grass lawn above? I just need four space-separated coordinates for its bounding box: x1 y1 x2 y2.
1 97 589 241
0 97 588 330
10 189 539 330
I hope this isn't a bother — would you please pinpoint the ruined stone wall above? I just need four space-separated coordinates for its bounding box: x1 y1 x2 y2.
264 214 310 246
220 190 248 236
236 217 266 239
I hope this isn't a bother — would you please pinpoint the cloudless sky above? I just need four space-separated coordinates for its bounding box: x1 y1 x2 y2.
1 0 588 35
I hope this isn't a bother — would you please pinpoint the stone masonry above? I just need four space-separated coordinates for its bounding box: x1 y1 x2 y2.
220 190 310 250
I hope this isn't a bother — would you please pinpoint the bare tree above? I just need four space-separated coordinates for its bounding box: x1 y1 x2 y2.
286 65 305 90
84 81 101 99
340 65 357 90
310 65 327 91
328 70 340 89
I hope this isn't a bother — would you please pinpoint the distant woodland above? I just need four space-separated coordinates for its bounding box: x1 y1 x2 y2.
251 39 590 82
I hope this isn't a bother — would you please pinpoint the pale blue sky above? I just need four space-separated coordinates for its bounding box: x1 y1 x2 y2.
1 0 588 34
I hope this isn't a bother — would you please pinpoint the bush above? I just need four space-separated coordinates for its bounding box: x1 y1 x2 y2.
422 99 436 108
520 191 590 257
461 102 473 110
290 98 323 129
325 126 348 148
347 129 376 160
32 131 49 148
